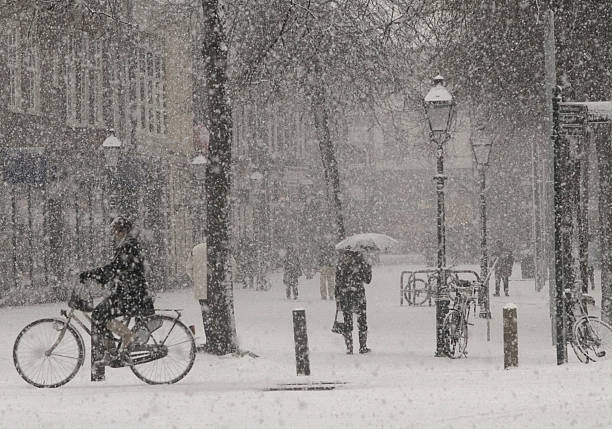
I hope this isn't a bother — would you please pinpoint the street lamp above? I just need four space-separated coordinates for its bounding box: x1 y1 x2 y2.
423 75 456 357
470 126 496 328
94 129 122 381
101 129 122 169
100 129 122 220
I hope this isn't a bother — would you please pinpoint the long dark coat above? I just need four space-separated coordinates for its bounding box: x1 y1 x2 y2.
492 246 514 278
283 246 302 284
335 251 372 312
85 234 153 316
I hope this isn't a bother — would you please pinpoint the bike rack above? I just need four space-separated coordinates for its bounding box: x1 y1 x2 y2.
400 268 482 307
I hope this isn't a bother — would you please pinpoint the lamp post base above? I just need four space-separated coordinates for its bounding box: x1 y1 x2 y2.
435 295 450 356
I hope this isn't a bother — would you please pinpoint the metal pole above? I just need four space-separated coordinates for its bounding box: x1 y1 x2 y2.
552 87 567 365
544 6 558 344
434 136 449 356
478 166 492 341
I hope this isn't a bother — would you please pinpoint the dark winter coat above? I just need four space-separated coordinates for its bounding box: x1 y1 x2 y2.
492 246 514 278
283 246 302 284
335 251 372 313
83 234 154 316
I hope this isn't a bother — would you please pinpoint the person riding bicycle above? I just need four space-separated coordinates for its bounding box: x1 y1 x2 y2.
79 216 155 365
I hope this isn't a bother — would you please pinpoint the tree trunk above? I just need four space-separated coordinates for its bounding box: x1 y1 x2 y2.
595 126 612 324
309 73 346 242
201 0 237 355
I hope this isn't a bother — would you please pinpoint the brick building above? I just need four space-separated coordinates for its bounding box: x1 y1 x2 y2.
0 4 194 304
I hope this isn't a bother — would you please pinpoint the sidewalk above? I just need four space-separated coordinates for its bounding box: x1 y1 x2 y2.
1 264 611 429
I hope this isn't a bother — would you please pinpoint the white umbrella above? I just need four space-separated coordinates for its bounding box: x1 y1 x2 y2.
335 233 399 252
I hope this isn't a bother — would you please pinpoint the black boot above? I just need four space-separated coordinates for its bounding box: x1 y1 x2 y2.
343 333 353 354
359 331 370 354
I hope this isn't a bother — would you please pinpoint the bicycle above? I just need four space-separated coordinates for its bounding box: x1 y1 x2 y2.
565 288 612 363
405 270 460 306
441 279 478 358
13 285 196 388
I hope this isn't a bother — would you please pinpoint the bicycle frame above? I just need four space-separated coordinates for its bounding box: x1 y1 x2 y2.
43 308 91 357
49 306 185 358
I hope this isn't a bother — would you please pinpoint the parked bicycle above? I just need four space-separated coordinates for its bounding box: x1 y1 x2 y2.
404 270 460 306
565 288 612 363
442 279 478 358
13 285 196 388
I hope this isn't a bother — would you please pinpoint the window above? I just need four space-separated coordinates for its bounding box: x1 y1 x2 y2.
4 23 40 114
133 40 166 135
65 32 104 127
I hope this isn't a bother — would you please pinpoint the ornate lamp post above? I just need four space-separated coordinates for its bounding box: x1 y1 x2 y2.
423 75 456 357
94 130 122 381
101 129 122 220
470 126 496 330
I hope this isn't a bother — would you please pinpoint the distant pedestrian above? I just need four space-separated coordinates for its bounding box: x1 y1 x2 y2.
237 238 256 289
187 241 211 349
491 240 514 297
335 249 372 354
318 237 336 300
283 244 302 300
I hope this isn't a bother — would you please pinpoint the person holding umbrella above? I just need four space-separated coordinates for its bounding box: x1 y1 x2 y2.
335 249 372 354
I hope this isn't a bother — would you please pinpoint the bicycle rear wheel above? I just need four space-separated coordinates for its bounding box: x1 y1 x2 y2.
411 278 429 306
130 315 196 384
442 310 468 358
13 318 85 388
574 316 612 363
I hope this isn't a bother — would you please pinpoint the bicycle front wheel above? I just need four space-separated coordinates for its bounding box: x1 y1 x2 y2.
130 315 196 385
574 316 612 363
13 318 85 388
442 310 468 359
410 278 429 306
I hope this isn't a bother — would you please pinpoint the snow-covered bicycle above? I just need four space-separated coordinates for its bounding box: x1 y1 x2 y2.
13 286 196 388
565 288 612 363
441 280 477 358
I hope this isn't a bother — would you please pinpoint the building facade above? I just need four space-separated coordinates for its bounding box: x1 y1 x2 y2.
0 7 194 305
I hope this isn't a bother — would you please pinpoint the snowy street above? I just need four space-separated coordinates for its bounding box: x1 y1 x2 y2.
2 264 612 429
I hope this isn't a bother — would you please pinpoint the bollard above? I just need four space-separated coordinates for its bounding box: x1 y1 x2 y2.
292 309 310 376
91 321 105 382
503 304 518 369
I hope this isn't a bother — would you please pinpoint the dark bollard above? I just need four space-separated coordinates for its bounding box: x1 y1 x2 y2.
91 321 105 382
503 304 518 369
292 309 310 376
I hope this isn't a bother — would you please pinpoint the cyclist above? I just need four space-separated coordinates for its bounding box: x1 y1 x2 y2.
79 216 155 365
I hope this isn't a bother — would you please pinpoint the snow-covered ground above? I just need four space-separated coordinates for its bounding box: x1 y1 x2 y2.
2 264 612 429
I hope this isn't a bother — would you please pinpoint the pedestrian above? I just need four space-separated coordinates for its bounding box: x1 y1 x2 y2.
79 216 155 366
283 244 302 299
491 240 514 297
335 249 372 354
318 236 336 300
188 241 211 351
237 238 256 288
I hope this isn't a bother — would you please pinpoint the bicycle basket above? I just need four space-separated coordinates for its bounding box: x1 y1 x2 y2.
68 290 94 312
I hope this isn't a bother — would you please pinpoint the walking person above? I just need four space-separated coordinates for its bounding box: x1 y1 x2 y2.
283 244 302 300
187 241 211 351
318 236 336 300
491 240 514 297
335 249 372 354
238 238 256 289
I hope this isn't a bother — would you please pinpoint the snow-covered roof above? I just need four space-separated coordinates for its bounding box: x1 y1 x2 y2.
571 101 612 123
